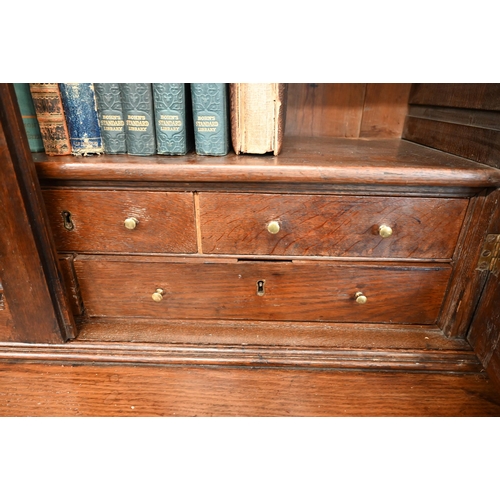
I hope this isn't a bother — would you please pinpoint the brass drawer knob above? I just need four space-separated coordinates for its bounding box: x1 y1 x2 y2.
152 288 164 302
124 217 139 230
355 291 367 304
378 224 393 238
267 221 281 234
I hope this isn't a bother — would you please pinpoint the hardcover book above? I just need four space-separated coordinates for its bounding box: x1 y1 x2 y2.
120 83 156 156
93 83 127 154
191 83 230 156
59 83 104 156
13 83 44 153
152 83 193 155
230 83 287 155
29 83 72 155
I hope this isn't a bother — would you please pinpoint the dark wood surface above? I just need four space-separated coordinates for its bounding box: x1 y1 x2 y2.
43 189 197 253
0 84 76 343
199 193 468 259
34 137 500 188
73 256 451 324
1 361 499 416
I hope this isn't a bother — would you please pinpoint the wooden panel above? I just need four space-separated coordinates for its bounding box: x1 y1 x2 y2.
74 256 451 324
199 193 468 259
360 84 411 138
285 84 366 137
0 84 75 343
58 255 84 316
409 84 500 111
42 189 197 254
0 280 12 338
404 116 500 169
0 362 499 416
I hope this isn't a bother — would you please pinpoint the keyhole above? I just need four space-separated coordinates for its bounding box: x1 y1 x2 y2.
61 210 74 231
256 280 266 296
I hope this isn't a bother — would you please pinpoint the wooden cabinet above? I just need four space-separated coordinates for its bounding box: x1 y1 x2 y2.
1 83 500 415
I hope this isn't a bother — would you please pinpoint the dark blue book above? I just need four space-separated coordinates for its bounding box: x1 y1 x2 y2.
153 83 193 155
59 83 104 156
93 83 127 154
120 83 156 156
191 83 230 156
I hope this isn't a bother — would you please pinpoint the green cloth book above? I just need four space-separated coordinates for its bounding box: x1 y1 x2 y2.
152 83 193 155
13 83 45 152
191 83 230 156
120 83 156 156
94 83 127 154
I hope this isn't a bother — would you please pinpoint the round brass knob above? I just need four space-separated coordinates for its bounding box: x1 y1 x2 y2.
355 292 367 304
378 224 393 238
124 217 139 230
267 221 280 234
152 288 164 302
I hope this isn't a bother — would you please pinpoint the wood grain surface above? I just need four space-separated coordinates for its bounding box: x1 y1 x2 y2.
73 256 451 324
199 193 468 258
0 361 499 416
42 189 197 253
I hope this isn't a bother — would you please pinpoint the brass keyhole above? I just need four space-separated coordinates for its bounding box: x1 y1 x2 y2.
256 280 266 296
61 210 74 231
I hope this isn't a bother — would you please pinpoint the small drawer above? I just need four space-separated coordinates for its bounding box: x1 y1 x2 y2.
43 189 197 254
74 256 451 324
199 193 468 259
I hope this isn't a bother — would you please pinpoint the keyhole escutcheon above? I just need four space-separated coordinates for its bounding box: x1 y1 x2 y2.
256 280 266 296
61 210 74 231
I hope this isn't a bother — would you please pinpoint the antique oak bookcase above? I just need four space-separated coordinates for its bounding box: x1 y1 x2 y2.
1 83 500 416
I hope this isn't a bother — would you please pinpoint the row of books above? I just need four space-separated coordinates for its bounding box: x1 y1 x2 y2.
14 83 287 157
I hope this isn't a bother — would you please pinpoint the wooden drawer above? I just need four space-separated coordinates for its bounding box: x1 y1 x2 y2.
199 193 468 259
74 256 451 324
43 189 197 253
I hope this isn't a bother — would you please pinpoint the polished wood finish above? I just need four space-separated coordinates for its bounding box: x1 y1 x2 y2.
0 84 76 343
73 256 451 324
0 361 498 416
42 189 197 253
199 193 468 258
34 137 500 188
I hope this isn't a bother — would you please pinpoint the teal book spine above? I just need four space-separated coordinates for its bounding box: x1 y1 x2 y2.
120 83 156 156
93 83 127 154
59 83 104 156
191 83 230 156
152 83 193 155
13 83 45 152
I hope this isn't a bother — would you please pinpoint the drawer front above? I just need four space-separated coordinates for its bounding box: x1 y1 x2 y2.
199 193 468 259
43 189 197 253
74 257 451 324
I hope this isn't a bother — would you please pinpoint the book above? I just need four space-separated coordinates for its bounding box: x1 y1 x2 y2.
13 83 45 153
152 83 193 155
120 83 156 156
93 83 127 154
59 83 104 156
29 83 72 155
190 83 230 156
230 83 287 155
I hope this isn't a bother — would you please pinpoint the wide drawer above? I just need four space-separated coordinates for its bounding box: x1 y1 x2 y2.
74 256 451 324
199 193 468 259
43 189 197 253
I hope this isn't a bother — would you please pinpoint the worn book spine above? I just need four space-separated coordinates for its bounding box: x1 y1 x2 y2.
59 83 104 156
93 83 127 154
230 83 287 155
120 83 156 156
13 83 45 153
153 83 193 155
190 83 230 156
29 83 72 155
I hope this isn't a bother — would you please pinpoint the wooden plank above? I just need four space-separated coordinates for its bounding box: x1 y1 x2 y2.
0 84 76 343
285 84 366 138
409 84 500 111
0 361 498 416
360 84 411 138
403 116 500 169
